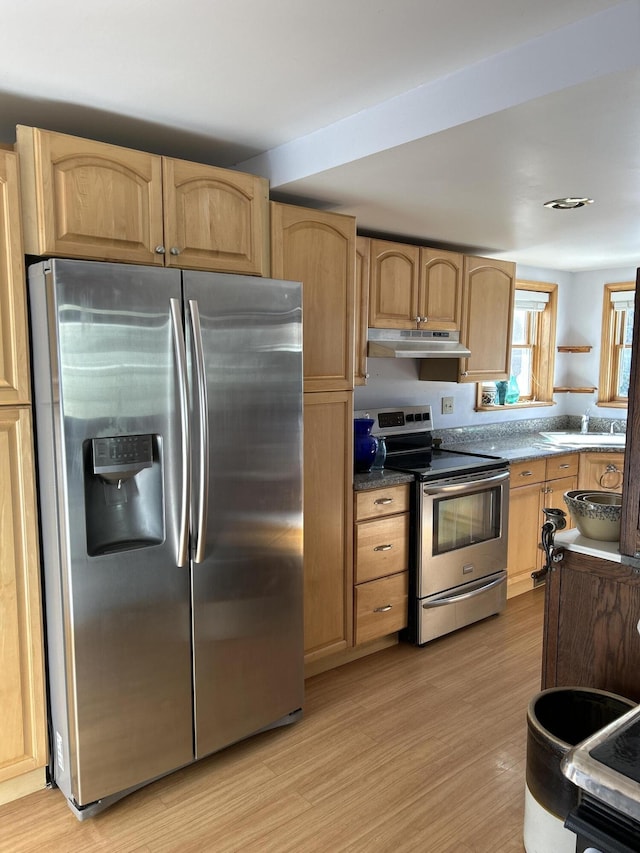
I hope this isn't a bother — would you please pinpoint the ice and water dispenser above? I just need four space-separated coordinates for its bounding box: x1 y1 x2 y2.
84 434 164 556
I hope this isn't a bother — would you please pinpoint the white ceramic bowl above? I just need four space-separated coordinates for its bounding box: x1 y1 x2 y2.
563 489 622 541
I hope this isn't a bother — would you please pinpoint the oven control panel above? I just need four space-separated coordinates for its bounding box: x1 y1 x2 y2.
355 405 433 437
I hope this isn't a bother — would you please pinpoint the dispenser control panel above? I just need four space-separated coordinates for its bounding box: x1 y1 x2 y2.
92 434 154 477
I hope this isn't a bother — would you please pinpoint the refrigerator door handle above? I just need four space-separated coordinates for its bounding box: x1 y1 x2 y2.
188 299 209 563
170 298 190 567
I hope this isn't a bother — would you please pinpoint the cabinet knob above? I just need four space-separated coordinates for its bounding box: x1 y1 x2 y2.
170 247 182 256
155 245 166 254
373 604 393 613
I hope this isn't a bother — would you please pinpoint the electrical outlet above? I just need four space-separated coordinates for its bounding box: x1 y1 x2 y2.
441 396 454 415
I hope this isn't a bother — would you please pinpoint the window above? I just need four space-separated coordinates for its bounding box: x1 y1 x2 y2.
477 280 557 409
598 282 635 407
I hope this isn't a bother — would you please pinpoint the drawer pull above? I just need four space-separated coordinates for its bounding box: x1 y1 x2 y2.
374 498 394 505
373 604 393 613
520 471 534 477
559 464 570 469
373 544 393 552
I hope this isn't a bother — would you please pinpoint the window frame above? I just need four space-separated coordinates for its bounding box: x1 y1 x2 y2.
476 279 557 410
598 281 635 408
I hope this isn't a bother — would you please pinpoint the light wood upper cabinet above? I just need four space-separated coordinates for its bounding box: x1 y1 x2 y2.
0 150 30 405
271 202 355 392
0 408 47 788
16 126 269 275
162 157 269 274
418 247 462 331
368 239 462 332
17 125 165 265
354 236 370 386
458 256 515 383
369 239 420 328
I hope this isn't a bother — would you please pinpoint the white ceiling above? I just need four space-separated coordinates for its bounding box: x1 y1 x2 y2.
2 0 639 271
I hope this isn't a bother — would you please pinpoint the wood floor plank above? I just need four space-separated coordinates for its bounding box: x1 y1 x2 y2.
0 588 544 851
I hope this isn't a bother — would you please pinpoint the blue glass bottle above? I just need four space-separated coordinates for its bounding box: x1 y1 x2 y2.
505 375 520 404
354 418 379 473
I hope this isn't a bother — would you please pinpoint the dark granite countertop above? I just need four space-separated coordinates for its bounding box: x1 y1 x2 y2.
441 434 625 463
353 469 415 491
352 417 626 490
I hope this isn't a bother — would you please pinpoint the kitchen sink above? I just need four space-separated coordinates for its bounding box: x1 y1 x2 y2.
539 431 626 447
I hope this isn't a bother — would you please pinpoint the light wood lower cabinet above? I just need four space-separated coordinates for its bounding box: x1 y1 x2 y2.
579 451 625 493
355 573 409 645
353 484 409 644
507 454 578 598
303 392 353 666
0 407 46 791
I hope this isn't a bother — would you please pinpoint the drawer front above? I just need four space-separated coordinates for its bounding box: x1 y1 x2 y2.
355 572 408 645
354 484 410 521
510 458 546 487
355 514 409 583
545 453 579 481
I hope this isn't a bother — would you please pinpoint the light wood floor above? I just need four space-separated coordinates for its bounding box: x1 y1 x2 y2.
2 588 544 852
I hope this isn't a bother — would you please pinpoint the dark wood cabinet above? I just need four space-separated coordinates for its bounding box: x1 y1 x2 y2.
543 548 640 701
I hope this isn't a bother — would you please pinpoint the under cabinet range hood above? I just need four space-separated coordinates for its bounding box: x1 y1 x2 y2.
367 328 471 358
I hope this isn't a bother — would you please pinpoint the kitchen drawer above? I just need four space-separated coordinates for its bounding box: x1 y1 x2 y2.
355 571 408 645
545 453 579 480
510 458 546 487
355 514 409 583
354 484 410 521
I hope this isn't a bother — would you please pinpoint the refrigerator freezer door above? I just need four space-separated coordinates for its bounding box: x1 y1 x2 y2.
30 260 194 807
184 271 304 758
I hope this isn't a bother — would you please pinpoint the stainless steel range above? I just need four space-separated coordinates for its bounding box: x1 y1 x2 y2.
357 405 510 645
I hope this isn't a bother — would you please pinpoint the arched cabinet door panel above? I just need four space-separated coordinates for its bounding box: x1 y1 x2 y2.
17 125 164 265
271 202 355 392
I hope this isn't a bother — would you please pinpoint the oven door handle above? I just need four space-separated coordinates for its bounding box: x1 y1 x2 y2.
422 573 506 608
423 468 509 496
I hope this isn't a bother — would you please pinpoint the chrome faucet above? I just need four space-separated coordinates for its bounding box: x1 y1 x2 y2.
610 419 625 434
580 407 591 434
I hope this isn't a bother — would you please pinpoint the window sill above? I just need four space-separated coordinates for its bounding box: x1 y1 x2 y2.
475 400 556 413
595 400 628 409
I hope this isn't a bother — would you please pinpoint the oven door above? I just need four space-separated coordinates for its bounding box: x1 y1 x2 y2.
419 468 509 597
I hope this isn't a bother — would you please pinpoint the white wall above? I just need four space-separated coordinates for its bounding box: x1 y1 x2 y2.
559 265 637 418
354 263 637 428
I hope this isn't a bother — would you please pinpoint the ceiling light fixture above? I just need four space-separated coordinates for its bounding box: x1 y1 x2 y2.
543 197 594 210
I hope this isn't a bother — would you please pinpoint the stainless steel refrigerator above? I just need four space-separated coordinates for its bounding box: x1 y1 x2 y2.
28 258 304 819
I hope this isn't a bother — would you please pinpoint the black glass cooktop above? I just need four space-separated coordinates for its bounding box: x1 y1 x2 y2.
385 448 508 481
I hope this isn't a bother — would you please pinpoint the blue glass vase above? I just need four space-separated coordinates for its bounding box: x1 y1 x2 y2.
505 375 520 404
354 418 379 473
